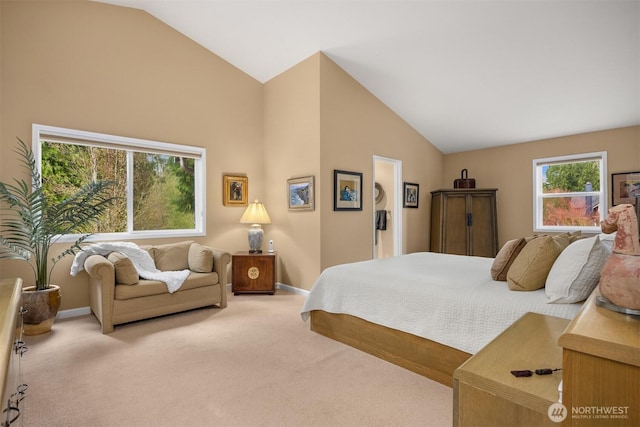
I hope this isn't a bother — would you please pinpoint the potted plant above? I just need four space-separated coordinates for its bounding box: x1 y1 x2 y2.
0 138 117 335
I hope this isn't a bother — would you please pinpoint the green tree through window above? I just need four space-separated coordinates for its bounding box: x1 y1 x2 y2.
35 124 205 240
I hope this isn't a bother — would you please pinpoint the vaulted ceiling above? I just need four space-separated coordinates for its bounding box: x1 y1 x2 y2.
97 0 640 154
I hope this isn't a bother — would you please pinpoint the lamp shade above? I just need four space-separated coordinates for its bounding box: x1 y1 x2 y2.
240 200 271 225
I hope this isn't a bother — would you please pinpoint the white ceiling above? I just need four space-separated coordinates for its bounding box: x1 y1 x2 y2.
97 0 640 154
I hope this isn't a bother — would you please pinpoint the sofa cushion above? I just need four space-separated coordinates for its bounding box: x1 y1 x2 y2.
188 243 214 273
107 252 139 285
150 241 194 271
114 272 219 300
507 236 564 291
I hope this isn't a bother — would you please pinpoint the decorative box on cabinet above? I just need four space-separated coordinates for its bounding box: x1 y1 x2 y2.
232 252 277 295
430 188 498 257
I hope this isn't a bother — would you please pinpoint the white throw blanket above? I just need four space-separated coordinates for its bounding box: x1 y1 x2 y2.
70 242 191 293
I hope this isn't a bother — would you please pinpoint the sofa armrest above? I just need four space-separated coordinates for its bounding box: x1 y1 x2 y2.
84 254 116 334
205 246 231 307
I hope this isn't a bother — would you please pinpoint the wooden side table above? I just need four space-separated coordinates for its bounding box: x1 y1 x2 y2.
453 312 569 427
559 291 640 426
232 251 276 295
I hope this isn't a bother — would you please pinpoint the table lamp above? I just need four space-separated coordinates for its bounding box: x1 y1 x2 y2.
240 200 271 253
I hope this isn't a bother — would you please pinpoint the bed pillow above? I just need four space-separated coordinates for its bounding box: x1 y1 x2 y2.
507 236 564 291
107 252 139 285
598 231 616 252
546 236 610 303
491 237 527 281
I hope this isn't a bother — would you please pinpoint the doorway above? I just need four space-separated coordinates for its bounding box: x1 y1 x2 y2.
373 156 402 259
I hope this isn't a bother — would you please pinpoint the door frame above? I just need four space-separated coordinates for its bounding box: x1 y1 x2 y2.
372 155 403 258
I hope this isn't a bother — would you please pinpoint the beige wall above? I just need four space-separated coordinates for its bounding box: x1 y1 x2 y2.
318 54 443 270
263 54 322 290
0 1 264 309
262 53 443 290
443 126 640 245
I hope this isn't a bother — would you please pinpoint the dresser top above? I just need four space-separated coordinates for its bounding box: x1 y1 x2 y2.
559 290 640 367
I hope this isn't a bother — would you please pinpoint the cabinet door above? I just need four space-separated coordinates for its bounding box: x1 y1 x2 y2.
443 193 468 255
469 193 497 257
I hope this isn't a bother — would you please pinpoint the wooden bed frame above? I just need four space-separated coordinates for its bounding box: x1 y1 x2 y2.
310 310 471 387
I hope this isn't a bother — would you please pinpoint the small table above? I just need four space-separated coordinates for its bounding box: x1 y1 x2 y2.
232 251 277 295
453 312 569 427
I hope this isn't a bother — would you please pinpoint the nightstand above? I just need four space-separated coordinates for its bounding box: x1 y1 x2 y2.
453 312 569 426
232 252 277 295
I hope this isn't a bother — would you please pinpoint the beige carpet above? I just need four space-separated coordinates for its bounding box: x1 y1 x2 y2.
21 290 452 427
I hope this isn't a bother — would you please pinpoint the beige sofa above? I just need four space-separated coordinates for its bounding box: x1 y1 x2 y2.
83 241 230 334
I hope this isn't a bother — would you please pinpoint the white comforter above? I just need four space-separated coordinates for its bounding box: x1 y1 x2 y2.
300 252 583 354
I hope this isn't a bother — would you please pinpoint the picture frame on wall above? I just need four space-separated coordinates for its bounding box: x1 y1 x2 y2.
403 182 419 208
334 170 363 211
287 176 315 211
612 172 640 206
223 175 248 206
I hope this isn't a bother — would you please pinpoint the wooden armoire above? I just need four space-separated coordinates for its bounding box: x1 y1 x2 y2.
430 189 498 257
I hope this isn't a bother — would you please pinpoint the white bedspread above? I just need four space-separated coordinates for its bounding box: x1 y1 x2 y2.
300 252 583 354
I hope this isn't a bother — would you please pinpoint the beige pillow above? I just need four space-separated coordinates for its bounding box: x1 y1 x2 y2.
188 243 214 273
546 236 610 303
107 252 139 285
151 241 193 271
507 236 564 291
553 233 572 251
491 238 527 281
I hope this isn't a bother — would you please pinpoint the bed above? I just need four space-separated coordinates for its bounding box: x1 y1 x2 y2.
300 251 590 386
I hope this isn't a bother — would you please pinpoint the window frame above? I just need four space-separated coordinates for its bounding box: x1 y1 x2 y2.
532 151 607 233
32 123 206 242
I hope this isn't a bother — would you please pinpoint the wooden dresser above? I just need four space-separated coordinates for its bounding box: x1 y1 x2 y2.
430 188 498 257
559 291 640 426
1 278 25 426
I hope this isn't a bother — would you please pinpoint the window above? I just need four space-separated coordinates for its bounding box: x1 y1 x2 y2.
533 152 607 233
33 124 206 241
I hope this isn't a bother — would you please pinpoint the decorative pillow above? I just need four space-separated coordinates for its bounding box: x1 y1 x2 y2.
188 243 214 273
598 231 616 252
546 236 610 303
107 252 139 285
151 241 193 271
507 236 564 291
553 233 572 251
491 238 527 281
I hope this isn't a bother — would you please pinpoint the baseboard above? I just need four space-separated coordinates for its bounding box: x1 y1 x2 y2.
226 282 309 296
59 283 309 320
57 306 91 320
276 283 310 296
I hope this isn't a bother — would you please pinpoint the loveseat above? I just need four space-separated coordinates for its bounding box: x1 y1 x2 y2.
83 241 230 334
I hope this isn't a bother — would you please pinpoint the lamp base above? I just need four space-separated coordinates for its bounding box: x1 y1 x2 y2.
247 224 264 253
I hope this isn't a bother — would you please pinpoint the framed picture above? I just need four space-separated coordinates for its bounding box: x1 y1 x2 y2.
223 175 248 206
334 170 363 211
287 176 315 211
612 172 640 206
403 182 419 208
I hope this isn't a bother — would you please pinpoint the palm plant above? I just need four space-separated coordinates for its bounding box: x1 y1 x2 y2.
0 138 118 290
